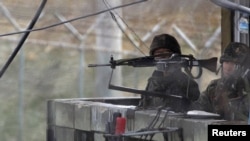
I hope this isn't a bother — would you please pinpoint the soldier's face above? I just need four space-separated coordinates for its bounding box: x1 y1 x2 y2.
153 48 173 59
222 61 236 77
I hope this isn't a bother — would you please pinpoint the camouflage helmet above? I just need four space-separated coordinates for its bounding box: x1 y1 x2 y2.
220 42 250 66
149 34 181 56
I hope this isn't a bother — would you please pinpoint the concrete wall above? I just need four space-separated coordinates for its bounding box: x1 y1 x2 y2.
47 97 238 141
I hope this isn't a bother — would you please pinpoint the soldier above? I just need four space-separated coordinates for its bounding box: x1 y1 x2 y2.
138 33 200 112
192 42 250 121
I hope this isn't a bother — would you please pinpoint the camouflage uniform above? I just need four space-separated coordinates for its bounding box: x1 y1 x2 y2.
138 34 200 112
192 42 250 121
139 70 200 112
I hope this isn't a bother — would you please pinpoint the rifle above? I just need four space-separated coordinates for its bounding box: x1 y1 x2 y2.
88 54 218 99
88 54 218 79
107 69 184 99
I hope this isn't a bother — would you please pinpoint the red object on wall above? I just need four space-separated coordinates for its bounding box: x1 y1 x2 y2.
115 117 126 135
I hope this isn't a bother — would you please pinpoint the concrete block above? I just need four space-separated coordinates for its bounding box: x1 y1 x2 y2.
54 100 75 128
47 98 236 141
94 133 106 141
47 99 56 125
90 102 134 132
54 126 74 141
74 101 92 131
75 129 94 141
133 110 156 131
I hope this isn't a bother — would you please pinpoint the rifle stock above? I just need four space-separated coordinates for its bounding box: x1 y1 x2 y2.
197 57 218 73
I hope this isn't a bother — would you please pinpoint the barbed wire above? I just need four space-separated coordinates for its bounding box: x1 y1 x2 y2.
0 0 147 37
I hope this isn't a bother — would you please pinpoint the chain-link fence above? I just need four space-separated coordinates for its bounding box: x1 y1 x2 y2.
0 0 221 141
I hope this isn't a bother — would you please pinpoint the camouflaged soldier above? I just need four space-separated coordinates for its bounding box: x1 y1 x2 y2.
192 42 250 121
138 34 200 112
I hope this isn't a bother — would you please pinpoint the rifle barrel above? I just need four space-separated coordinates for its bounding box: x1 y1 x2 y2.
88 64 111 67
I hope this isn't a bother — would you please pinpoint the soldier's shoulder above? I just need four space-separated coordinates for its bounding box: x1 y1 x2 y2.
207 78 220 88
203 78 221 96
